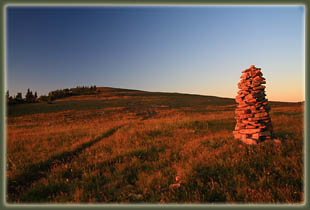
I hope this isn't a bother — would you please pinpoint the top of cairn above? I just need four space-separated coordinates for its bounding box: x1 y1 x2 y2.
242 65 260 73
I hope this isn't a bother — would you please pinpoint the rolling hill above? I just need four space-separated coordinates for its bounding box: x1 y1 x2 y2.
6 87 304 203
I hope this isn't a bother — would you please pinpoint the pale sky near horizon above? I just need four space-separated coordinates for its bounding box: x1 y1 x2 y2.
6 6 305 102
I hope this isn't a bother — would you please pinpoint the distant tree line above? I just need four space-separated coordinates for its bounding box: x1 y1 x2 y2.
7 89 38 105
47 85 98 101
6 85 99 105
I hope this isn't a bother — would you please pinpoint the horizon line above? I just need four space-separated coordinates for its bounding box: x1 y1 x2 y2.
5 85 305 104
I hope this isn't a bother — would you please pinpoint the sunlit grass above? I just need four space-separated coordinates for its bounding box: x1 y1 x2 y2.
6 87 304 203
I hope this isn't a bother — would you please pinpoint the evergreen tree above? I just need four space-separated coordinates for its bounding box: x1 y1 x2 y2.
34 92 38 102
16 92 23 102
26 88 34 103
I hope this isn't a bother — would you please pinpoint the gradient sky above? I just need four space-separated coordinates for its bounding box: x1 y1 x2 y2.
6 6 305 102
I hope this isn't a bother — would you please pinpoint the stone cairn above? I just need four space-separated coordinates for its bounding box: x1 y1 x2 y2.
233 65 273 145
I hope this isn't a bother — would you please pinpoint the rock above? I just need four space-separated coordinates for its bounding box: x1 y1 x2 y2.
233 65 273 144
245 125 257 129
253 76 264 81
239 128 262 134
253 85 266 90
233 133 241 139
169 183 181 191
235 97 243 103
175 176 181 182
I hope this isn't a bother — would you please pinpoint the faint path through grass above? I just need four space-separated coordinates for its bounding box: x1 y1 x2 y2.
7 126 122 201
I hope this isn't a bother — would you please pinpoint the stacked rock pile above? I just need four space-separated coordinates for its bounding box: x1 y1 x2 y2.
233 65 273 145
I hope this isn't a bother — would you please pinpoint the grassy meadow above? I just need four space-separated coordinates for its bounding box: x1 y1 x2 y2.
6 87 304 204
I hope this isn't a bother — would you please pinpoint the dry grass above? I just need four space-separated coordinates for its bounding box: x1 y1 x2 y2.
6 88 304 204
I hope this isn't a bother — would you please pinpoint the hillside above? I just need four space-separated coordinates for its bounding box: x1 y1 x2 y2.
7 87 301 117
6 87 304 203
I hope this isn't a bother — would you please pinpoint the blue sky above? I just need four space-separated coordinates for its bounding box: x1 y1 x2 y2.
6 6 305 102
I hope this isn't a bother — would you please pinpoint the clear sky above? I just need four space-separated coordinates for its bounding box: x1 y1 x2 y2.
6 5 305 102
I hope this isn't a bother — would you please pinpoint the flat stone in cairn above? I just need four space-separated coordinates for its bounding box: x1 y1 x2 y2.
233 65 273 145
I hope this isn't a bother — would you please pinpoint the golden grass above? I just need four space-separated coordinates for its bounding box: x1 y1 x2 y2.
6 98 304 203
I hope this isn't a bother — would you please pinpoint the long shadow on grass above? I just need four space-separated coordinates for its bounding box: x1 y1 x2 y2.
7 126 122 201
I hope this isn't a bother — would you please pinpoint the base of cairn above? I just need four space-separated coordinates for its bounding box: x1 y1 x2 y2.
234 65 273 145
233 131 272 145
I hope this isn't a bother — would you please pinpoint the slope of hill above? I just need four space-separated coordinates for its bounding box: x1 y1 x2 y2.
6 87 304 203
7 87 300 117
7 87 235 117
